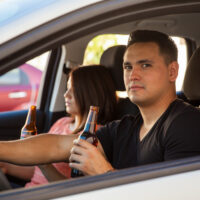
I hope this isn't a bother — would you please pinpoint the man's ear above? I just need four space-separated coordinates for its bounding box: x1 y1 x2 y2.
168 61 179 82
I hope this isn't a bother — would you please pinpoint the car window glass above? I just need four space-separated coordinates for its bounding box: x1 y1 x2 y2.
0 68 20 85
83 34 187 92
0 52 49 112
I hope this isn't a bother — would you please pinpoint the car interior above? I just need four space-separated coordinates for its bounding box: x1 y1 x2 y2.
1 1 200 198
49 14 200 126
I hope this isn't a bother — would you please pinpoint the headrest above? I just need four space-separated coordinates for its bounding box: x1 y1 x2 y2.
100 45 126 91
182 47 200 100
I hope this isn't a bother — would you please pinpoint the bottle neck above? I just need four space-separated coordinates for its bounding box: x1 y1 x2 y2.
25 106 36 125
83 109 98 134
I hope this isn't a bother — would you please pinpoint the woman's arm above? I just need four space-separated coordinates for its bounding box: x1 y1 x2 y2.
38 164 67 182
0 162 34 180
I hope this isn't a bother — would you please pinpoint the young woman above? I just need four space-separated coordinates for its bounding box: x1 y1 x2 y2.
0 65 117 187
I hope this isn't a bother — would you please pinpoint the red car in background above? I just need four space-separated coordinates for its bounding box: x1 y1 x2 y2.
0 64 42 112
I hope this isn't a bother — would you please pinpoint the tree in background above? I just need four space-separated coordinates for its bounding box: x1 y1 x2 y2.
84 34 126 65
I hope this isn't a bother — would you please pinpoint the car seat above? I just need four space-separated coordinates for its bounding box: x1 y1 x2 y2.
100 45 139 119
182 46 200 106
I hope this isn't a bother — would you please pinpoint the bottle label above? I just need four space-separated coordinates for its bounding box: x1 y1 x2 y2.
71 169 84 178
80 132 98 146
21 130 37 139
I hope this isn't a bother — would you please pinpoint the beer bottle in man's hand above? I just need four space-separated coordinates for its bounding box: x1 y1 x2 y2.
21 105 37 139
71 106 99 178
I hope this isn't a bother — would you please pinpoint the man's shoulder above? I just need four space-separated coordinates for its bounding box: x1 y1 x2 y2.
170 99 200 117
163 99 200 136
97 114 137 134
110 114 137 127
172 99 200 122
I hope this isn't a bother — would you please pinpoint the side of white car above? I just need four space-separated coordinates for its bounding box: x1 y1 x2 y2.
60 170 200 200
0 0 200 199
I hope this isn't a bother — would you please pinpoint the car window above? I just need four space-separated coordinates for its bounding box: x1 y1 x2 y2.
0 68 21 85
0 52 49 112
83 34 187 92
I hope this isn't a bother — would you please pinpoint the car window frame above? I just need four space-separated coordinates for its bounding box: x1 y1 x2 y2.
0 0 200 198
0 156 200 199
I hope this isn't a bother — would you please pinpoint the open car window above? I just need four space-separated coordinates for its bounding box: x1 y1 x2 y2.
83 34 187 91
0 52 49 112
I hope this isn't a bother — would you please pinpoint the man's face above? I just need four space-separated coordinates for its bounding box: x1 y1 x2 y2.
123 42 177 107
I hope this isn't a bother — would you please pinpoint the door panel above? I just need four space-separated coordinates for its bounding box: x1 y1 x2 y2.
0 110 45 141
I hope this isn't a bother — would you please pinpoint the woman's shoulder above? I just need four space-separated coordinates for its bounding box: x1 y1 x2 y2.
53 116 73 125
48 116 74 134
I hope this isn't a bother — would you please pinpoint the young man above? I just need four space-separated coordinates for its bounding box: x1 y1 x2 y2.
0 30 200 176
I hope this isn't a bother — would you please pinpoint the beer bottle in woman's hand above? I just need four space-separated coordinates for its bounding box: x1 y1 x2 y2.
71 106 99 178
21 105 37 139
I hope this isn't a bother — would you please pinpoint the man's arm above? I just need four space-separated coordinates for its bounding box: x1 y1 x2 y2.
0 134 78 165
69 139 114 175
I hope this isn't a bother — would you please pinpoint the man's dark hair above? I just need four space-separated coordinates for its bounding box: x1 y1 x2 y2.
127 30 178 65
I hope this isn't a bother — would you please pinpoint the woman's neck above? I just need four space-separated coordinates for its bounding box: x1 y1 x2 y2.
69 115 79 131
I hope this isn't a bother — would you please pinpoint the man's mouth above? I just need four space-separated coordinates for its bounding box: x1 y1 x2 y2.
128 84 144 91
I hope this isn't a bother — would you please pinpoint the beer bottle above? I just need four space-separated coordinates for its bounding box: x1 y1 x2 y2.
71 106 99 178
21 105 37 139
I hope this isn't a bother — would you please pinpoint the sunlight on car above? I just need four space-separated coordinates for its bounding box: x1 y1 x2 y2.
27 51 49 71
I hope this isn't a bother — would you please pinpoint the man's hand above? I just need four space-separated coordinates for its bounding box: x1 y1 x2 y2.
69 139 114 176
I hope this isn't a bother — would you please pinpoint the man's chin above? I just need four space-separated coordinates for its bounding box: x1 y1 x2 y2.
129 96 148 107
129 95 141 104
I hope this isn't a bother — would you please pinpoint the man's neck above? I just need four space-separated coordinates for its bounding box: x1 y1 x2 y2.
138 95 176 141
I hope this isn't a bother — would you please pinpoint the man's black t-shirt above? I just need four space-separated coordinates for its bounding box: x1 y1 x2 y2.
96 99 200 169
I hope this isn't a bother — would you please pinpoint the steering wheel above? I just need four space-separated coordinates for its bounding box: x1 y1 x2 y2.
0 169 11 191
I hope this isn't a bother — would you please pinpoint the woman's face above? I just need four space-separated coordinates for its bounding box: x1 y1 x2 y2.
64 77 79 116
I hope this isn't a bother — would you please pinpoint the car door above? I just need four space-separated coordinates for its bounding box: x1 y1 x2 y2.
0 0 200 199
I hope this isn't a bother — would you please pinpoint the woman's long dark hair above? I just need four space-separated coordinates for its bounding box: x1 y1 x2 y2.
69 65 117 134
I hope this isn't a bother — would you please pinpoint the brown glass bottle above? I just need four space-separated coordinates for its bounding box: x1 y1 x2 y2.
71 106 99 178
21 105 37 139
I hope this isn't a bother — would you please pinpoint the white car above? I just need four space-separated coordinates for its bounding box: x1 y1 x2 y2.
0 0 200 199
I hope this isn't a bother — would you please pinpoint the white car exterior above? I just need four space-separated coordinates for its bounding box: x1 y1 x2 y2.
0 0 200 199
57 170 200 200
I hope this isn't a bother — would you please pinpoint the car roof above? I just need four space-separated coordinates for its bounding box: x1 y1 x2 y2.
0 0 103 45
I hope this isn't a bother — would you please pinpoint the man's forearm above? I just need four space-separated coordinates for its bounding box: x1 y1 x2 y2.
0 134 77 165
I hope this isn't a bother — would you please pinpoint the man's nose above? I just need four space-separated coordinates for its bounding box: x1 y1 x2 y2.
129 66 141 80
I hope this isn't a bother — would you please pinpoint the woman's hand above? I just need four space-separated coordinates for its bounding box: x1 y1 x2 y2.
0 162 8 174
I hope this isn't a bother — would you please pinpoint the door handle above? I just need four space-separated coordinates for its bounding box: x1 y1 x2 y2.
8 91 27 99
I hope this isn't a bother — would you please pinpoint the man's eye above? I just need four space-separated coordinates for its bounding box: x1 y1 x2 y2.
142 63 151 68
123 65 132 70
